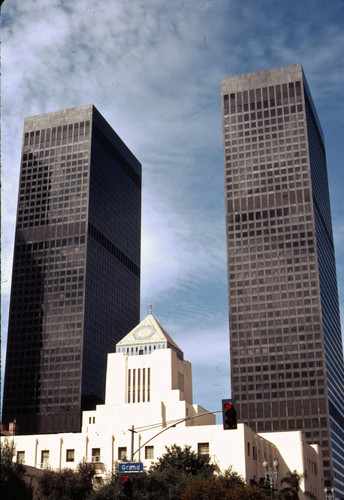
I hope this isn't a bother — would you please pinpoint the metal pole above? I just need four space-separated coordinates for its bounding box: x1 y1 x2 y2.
132 410 222 459
130 425 135 461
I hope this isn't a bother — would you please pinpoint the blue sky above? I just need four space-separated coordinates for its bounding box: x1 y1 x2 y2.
1 0 344 418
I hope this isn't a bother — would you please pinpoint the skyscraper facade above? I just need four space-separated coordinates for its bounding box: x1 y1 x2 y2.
2 105 141 435
221 65 344 494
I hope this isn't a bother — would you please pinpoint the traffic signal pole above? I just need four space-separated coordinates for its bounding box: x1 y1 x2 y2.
132 410 222 459
128 425 137 461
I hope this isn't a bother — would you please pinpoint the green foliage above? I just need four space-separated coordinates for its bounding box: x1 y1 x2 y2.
132 468 191 499
92 474 119 499
181 480 269 500
36 461 96 500
181 479 231 499
218 466 245 488
227 485 270 500
279 470 316 500
106 444 216 499
128 443 215 499
0 439 33 500
150 444 215 477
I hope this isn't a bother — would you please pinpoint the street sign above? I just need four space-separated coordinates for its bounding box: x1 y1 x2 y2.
118 462 143 473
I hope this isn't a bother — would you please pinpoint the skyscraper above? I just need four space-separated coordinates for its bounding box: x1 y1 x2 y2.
221 65 344 494
2 105 141 435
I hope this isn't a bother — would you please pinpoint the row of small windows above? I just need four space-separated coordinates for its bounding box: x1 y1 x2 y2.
18 207 87 224
23 150 86 163
225 137 306 160
229 226 313 240
231 317 320 336
227 187 311 212
226 160 307 181
224 117 305 148
223 81 302 115
228 207 288 224
234 357 323 372
226 105 303 123
16 443 216 468
117 344 166 355
224 119 303 137
229 282 317 297
226 142 305 158
227 167 307 185
14 237 85 256
233 365 323 378
23 121 90 149
225 126 304 141
224 116 304 138
17 215 87 229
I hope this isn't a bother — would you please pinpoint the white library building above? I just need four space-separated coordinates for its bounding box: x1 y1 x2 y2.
5 312 322 499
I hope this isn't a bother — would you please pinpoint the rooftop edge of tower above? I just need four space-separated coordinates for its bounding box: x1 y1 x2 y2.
221 64 303 92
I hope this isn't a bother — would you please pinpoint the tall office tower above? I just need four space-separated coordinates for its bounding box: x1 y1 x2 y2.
2 105 141 435
221 65 344 494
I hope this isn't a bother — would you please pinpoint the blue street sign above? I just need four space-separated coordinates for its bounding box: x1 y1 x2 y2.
118 462 143 473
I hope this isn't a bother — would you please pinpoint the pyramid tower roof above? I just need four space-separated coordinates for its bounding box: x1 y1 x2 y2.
116 310 183 360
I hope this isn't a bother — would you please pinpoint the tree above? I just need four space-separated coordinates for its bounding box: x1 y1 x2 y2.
92 475 119 500
181 479 231 500
181 479 229 500
0 439 33 500
181 479 270 500
150 444 215 477
227 485 270 500
124 445 215 500
279 470 316 500
133 468 189 500
218 466 245 488
36 461 96 500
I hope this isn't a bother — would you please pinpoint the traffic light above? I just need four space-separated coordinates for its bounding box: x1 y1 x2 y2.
120 474 133 498
222 399 237 430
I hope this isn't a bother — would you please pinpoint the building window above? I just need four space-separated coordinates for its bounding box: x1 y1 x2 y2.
145 446 154 460
198 443 209 459
41 450 49 468
142 368 146 402
17 451 25 464
118 447 127 461
66 449 75 462
92 448 101 463
247 442 250 457
253 446 257 460
133 369 136 403
148 368 150 402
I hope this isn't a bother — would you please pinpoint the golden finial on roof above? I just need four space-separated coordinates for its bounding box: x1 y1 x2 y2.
150 304 152 314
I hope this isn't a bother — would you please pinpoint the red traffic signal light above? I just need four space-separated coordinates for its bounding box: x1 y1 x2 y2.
222 399 237 430
120 474 133 497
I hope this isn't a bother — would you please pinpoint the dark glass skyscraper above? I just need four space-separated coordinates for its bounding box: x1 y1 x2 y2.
2 105 141 435
221 65 344 495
